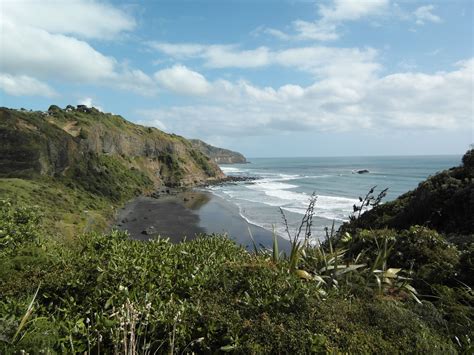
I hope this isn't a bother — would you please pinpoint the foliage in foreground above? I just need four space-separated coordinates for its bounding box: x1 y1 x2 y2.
0 199 464 354
346 149 474 237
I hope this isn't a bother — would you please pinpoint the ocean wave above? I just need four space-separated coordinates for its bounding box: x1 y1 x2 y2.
278 194 355 221
263 189 309 203
246 180 299 191
220 166 245 174
272 175 301 182
236 205 272 232
220 176 356 214
302 174 333 179
316 195 357 210
210 167 357 235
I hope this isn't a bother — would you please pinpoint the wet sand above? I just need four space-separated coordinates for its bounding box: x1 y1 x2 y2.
114 190 290 253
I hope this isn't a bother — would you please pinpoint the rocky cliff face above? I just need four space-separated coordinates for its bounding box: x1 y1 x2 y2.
0 106 225 188
190 139 247 164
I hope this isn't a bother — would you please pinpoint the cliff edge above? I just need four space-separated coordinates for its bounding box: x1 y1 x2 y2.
190 139 247 164
0 106 225 189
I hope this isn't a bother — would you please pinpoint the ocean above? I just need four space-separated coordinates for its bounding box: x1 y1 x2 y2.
206 155 461 240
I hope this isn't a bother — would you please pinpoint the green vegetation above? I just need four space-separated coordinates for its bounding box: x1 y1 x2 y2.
189 149 215 176
347 151 474 237
0 178 115 238
1 146 473 353
331 151 474 352
65 153 153 202
0 106 223 187
157 153 185 187
0 200 460 353
0 105 225 236
0 106 472 353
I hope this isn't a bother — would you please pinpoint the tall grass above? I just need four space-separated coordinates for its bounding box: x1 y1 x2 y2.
12 284 41 344
269 190 420 302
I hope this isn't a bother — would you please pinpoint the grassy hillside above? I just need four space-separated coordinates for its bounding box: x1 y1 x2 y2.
0 106 225 235
0 106 224 186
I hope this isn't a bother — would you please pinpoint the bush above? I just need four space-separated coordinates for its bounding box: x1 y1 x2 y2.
0 202 463 353
0 199 41 254
462 149 474 168
341 226 460 289
66 153 153 202
391 226 460 286
459 243 474 286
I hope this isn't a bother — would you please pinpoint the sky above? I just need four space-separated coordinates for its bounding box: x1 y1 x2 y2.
0 0 473 157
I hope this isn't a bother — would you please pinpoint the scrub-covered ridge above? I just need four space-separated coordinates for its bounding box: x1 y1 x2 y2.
0 105 224 235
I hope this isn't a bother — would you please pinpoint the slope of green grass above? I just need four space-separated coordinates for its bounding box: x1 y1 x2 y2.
0 178 116 238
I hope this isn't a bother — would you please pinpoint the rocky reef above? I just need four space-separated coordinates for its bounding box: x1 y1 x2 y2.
190 139 247 164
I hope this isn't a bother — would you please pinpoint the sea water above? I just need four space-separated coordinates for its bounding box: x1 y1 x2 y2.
206 155 460 240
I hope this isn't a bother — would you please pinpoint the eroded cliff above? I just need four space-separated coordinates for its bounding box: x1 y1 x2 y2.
190 139 247 164
0 106 225 189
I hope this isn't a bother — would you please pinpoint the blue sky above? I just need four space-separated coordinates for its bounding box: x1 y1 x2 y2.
0 0 472 157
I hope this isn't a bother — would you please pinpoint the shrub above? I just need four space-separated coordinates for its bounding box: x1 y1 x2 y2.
392 226 460 286
0 199 41 254
458 243 474 286
340 226 460 289
0 200 464 353
462 148 474 168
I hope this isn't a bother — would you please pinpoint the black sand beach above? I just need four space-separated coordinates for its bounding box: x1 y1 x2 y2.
114 190 291 253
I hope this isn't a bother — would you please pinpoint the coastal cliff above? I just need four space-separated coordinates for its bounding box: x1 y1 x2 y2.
0 106 225 188
190 139 247 164
0 105 225 234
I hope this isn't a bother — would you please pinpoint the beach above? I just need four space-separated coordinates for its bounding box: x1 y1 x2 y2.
114 190 291 253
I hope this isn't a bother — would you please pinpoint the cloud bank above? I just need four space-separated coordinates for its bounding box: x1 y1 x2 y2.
0 0 154 96
139 57 473 140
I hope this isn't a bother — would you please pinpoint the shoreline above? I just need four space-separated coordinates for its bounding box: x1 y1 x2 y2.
114 188 291 253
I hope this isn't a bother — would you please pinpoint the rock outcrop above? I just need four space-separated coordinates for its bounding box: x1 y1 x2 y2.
0 106 225 188
190 139 247 164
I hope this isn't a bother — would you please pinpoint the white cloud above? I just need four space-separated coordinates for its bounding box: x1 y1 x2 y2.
1 0 135 39
154 65 211 95
137 58 473 140
78 97 103 111
274 46 380 79
0 74 57 97
148 43 207 58
113 67 157 96
261 28 292 41
204 46 271 68
413 5 442 25
1 19 116 82
148 42 271 68
263 0 390 42
368 59 473 129
290 20 339 41
0 0 155 96
319 0 390 22
150 42 379 79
